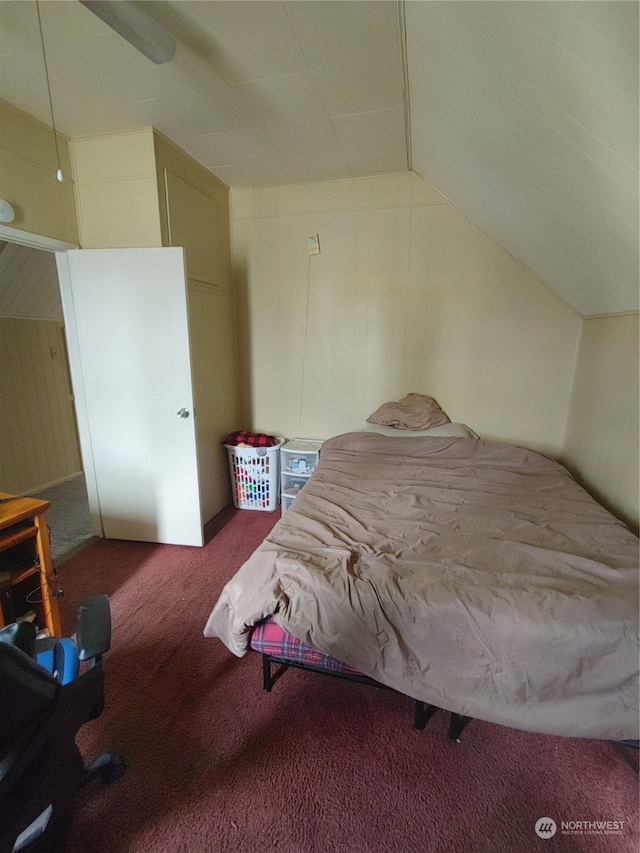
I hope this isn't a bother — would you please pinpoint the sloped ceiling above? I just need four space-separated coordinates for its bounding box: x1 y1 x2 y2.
0 1 637 316
406 1 638 317
0 241 63 320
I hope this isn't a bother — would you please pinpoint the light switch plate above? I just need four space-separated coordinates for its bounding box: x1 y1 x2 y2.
307 234 320 255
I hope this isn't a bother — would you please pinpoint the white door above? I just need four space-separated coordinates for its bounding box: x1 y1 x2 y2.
58 247 203 546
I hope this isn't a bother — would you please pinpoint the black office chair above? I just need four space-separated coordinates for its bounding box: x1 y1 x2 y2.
0 595 125 853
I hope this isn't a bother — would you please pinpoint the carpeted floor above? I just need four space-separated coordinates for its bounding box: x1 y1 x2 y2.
56 507 639 853
35 475 97 564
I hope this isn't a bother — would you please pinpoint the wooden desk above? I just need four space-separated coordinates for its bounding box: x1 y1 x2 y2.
0 493 61 636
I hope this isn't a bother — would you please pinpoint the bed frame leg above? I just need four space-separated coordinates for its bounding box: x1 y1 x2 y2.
448 713 472 742
262 655 273 691
262 654 290 691
413 700 439 731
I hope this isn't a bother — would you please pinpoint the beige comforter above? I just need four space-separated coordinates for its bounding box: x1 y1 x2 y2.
204 433 639 739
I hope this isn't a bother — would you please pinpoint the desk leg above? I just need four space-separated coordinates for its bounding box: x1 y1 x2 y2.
33 511 61 637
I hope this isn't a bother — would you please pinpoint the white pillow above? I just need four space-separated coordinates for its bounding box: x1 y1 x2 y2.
364 422 478 438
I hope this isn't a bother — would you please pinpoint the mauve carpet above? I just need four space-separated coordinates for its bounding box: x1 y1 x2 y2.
56 506 638 853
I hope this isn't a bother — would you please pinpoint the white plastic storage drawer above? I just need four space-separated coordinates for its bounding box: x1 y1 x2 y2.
280 439 322 476
281 493 296 514
281 473 309 500
280 439 322 513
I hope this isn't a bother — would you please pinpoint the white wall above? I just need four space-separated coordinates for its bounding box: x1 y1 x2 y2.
71 129 162 249
563 313 639 531
0 100 78 246
230 173 581 457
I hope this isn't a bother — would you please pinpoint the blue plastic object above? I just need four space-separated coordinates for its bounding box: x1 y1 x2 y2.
56 637 80 684
35 637 80 685
34 646 55 675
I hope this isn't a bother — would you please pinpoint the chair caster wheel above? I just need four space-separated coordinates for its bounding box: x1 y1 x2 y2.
86 752 127 785
102 753 126 784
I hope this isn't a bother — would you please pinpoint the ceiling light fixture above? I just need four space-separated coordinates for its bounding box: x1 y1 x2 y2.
79 1 177 65
0 200 16 224
35 1 64 182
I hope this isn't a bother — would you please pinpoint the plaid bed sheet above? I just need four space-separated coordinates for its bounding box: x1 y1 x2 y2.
250 619 364 676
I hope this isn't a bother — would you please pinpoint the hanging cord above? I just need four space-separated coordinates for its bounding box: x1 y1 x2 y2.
398 0 412 171
36 0 64 182
26 565 62 604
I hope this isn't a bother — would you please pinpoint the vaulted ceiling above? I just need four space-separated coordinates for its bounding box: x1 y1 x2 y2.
0 240 63 319
0 1 637 316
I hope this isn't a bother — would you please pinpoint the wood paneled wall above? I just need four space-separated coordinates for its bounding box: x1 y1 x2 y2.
0 317 81 494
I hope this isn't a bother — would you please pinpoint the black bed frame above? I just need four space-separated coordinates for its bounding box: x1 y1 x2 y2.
260 653 640 749
260 651 473 741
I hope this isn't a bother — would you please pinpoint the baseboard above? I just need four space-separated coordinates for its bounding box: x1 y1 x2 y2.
26 472 84 496
55 536 100 566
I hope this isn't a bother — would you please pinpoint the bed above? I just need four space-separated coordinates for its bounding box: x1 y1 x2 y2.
204 411 639 741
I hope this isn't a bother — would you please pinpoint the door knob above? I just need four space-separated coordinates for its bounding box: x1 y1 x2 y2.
177 408 190 418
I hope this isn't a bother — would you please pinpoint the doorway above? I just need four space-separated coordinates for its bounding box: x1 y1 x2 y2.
32 477 95 563
0 226 94 563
